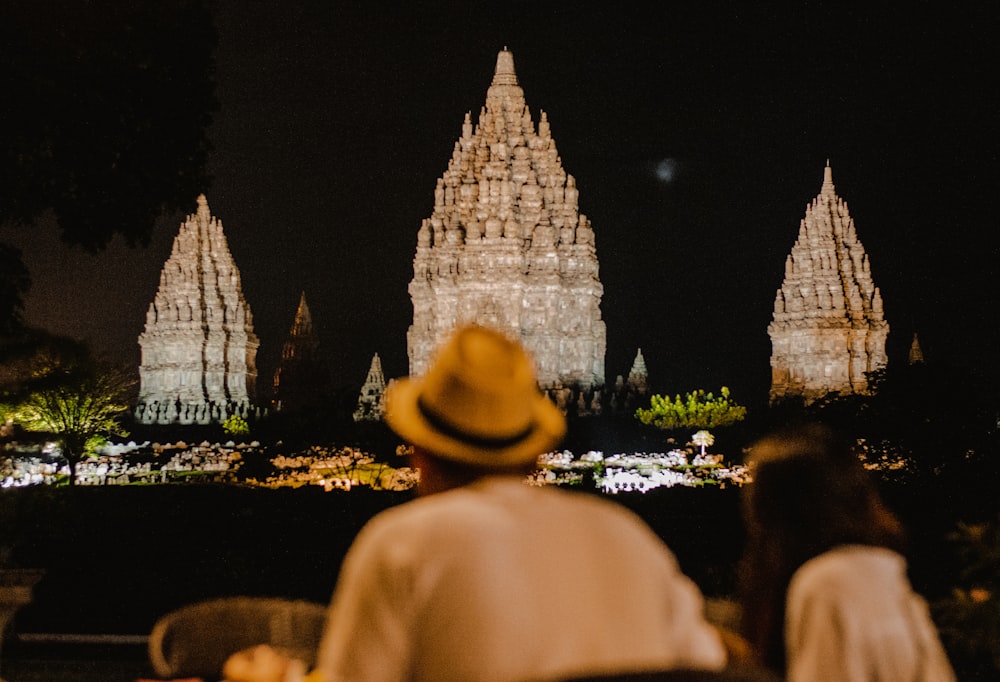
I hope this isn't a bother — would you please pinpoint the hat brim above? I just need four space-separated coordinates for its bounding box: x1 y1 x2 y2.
384 377 566 468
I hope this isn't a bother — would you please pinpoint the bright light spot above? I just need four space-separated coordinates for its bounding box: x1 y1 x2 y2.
654 158 679 184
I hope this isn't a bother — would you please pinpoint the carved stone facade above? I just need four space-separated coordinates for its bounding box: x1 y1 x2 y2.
353 353 387 422
406 49 606 392
768 164 889 403
135 195 260 425
272 292 330 413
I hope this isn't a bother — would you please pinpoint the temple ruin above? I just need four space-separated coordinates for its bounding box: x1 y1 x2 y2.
272 292 330 413
406 48 606 394
135 195 260 425
353 353 387 422
768 164 889 403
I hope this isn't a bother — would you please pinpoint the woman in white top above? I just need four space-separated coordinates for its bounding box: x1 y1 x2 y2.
738 423 956 681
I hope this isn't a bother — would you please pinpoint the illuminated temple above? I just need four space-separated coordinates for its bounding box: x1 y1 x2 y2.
135 195 260 425
406 49 606 399
768 164 889 403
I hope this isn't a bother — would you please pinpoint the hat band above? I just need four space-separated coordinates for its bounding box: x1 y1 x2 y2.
417 395 537 450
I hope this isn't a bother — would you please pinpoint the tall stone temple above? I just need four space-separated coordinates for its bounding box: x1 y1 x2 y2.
135 195 260 425
768 164 889 404
406 48 606 396
272 292 331 413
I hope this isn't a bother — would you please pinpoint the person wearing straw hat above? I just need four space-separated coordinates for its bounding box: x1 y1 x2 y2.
225 324 727 682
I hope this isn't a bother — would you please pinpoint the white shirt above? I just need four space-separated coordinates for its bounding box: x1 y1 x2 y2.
315 476 726 681
785 544 956 682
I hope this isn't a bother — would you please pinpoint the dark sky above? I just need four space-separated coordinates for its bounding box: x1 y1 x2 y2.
4 2 998 406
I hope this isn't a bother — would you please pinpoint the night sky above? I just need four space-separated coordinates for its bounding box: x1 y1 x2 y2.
3 2 998 406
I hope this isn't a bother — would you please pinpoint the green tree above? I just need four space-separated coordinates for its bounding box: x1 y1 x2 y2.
3 335 134 485
635 387 747 431
222 414 250 438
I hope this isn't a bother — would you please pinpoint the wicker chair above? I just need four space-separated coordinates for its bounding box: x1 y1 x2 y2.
147 596 327 680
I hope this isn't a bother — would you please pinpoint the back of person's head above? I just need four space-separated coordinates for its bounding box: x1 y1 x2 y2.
738 422 905 672
383 324 566 474
743 422 903 553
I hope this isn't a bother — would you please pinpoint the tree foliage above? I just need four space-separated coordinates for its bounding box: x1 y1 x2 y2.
806 363 1000 481
0 1 217 334
0 0 218 250
222 414 250 438
635 387 748 431
0 244 31 335
1 333 135 484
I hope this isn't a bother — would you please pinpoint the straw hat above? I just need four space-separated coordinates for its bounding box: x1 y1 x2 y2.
384 324 566 467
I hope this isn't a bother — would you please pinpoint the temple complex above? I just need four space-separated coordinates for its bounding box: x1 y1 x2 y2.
272 292 330 413
768 164 889 403
406 48 606 396
353 353 387 422
135 195 260 425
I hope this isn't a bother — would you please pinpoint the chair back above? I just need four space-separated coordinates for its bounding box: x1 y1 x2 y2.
148 596 327 680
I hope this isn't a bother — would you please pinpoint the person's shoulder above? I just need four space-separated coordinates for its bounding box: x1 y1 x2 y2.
791 545 905 595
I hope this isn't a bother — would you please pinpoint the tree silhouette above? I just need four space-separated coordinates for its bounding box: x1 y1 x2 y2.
0 1 217 331
1 333 134 485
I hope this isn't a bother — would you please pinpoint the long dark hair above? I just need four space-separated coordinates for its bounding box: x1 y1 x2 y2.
737 422 906 673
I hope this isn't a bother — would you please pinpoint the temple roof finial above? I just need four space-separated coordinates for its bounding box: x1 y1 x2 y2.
196 193 211 221
493 48 518 86
822 162 835 194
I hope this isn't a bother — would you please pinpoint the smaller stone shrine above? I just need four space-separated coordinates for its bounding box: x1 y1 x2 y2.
272 292 331 413
353 353 387 422
626 348 650 396
135 195 260 425
768 164 889 404
908 332 925 365
608 349 650 415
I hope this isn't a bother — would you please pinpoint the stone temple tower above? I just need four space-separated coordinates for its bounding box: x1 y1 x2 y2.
768 164 889 404
353 353 387 422
135 195 260 425
272 292 330 414
406 48 606 392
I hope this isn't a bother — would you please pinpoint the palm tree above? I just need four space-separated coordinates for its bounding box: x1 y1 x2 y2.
692 429 715 457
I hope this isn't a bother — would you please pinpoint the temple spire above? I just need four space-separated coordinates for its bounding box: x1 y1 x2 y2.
909 332 925 365
626 348 649 395
492 47 518 86
353 353 387 422
271 291 329 413
821 160 835 195
289 291 314 340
